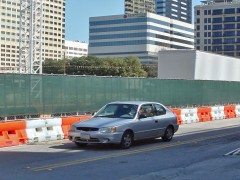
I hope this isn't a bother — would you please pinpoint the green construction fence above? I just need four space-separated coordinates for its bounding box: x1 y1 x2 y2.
0 73 240 117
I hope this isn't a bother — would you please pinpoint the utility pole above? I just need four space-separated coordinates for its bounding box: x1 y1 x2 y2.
19 0 43 74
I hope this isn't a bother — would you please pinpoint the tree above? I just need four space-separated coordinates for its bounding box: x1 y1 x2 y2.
143 65 158 78
43 56 148 77
43 59 65 74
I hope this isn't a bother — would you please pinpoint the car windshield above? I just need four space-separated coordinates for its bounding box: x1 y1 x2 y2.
94 104 138 119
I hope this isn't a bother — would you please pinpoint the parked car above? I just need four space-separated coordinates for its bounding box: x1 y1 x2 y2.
68 101 179 149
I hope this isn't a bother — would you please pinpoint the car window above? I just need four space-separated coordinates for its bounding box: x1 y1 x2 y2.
95 104 138 119
153 104 166 116
139 104 155 117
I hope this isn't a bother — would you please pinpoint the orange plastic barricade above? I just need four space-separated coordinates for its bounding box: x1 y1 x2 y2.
224 105 236 119
197 107 212 122
0 120 27 148
61 115 92 139
170 109 182 125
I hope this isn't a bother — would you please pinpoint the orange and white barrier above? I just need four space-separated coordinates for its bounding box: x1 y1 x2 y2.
236 105 240 117
25 119 48 143
224 105 236 119
0 120 27 148
171 105 239 125
45 118 64 141
171 109 182 125
0 105 239 148
180 108 199 124
197 107 212 122
211 106 225 120
61 115 91 139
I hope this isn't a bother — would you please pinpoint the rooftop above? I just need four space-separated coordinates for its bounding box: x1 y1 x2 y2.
200 0 240 5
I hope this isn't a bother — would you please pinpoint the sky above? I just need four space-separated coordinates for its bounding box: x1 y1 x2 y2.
65 0 200 42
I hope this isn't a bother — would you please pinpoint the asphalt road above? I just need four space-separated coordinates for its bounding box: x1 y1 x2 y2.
0 118 240 180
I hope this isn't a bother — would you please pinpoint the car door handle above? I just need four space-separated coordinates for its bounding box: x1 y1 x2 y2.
155 120 158 123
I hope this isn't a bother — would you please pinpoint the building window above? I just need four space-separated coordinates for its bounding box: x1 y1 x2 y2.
212 39 222 44
196 10 200 15
212 24 222 30
224 52 234 56
212 17 222 23
212 46 222 51
224 31 235 37
224 8 235 14
224 45 234 51
224 17 235 22
212 9 223 15
224 38 235 44
224 24 235 30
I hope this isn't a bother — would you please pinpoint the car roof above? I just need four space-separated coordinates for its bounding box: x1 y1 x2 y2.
108 101 160 106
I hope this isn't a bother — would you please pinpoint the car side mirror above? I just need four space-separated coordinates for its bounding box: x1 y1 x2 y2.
139 114 147 119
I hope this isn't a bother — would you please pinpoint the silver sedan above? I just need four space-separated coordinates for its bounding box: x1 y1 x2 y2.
68 101 179 149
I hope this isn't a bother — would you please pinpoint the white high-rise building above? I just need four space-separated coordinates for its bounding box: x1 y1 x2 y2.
0 0 66 72
65 40 88 59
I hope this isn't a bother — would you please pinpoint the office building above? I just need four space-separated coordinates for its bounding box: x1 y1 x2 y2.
89 12 194 64
195 0 240 58
155 0 192 24
0 0 65 72
125 0 155 14
65 40 88 59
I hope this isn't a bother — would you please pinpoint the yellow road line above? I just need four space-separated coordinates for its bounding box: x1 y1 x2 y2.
30 130 240 172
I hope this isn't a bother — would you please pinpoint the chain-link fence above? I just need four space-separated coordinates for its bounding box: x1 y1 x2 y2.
0 73 240 120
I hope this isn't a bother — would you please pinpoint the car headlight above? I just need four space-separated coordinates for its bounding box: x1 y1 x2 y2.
70 125 76 131
99 127 117 133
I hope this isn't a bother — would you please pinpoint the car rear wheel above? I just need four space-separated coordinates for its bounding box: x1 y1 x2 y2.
75 142 88 147
162 126 173 142
120 131 133 149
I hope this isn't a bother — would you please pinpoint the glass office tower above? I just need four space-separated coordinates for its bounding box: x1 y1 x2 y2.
155 0 192 24
89 13 194 64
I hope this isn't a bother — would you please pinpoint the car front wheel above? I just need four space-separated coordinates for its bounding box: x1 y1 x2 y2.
162 126 174 142
120 131 133 149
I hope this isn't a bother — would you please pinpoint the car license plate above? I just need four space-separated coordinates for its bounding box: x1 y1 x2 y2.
80 133 90 140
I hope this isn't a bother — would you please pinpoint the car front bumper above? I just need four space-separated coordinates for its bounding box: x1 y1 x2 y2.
68 130 123 144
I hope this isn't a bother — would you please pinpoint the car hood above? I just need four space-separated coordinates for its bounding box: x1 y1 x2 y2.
73 117 132 128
